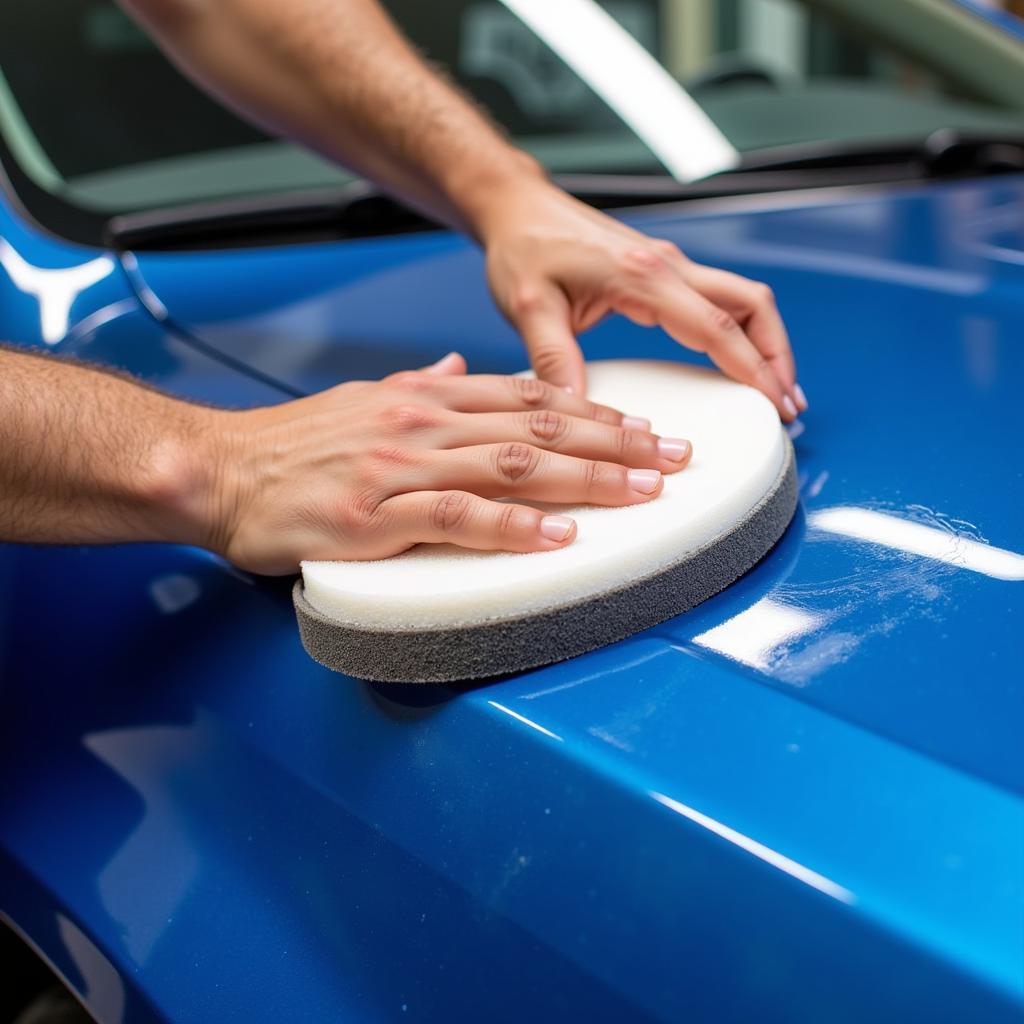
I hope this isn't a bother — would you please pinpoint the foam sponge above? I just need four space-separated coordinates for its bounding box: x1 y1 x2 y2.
294 360 797 682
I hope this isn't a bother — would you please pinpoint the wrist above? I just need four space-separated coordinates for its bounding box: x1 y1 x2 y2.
448 148 551 243
139 403 240 557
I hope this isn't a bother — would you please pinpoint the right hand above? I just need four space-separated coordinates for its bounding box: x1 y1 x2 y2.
201 352 692 574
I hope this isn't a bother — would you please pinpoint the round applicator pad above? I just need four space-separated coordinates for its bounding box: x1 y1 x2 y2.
294 360 797 682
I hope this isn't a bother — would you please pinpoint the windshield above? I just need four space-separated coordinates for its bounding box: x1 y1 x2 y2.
1 0 1022 226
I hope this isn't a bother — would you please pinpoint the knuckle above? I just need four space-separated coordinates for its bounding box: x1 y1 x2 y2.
709 306 739 335
509 285 545 319
387 371 434 394
368 443 413 466
653 238 682 260
382 403 435 434
585 400 616 424
620 247 666 278
496 442 540 484
583 459 607 492
617 427 638 460
430 491 472 533
512 376 552 408
526 408 567 444
496 502 520 537
529 347 570 382
753 281 776 307
341 490 382 532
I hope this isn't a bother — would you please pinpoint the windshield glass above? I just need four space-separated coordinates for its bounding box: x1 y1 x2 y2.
0 0 1022 220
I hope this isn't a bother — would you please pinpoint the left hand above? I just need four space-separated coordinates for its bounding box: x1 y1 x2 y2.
479 180 806 422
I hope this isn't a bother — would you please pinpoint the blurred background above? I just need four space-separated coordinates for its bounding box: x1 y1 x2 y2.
0 0 1022 219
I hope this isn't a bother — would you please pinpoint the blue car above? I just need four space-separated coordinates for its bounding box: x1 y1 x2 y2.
1 1 1022 1021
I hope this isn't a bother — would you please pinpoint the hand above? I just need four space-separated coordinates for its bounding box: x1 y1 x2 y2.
479 180 807 421
204 353 692 574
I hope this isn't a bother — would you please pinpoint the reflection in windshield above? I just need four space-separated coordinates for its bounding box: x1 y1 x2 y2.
500 0 737 180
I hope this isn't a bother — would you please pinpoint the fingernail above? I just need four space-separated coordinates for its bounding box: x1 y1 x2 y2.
657 438 691 462
562 385 575 395
622 415 651 431
627 469 662 494
782 394 798 419
794 383 808 411
540 515 575 542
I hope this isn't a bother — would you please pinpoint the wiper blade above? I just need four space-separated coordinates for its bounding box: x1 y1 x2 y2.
101 165 923 252
106 181 438 251
732 129 1024 177
106 130 1024 252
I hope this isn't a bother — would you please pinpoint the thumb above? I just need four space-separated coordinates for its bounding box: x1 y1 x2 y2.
422 351 467 376
514 291 587 395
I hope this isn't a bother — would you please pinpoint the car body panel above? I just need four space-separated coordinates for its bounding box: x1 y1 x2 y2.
125 175 1024 796
1 163 1023 1022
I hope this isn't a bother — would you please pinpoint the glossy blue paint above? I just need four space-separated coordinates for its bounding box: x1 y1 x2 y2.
1 168 1023 1022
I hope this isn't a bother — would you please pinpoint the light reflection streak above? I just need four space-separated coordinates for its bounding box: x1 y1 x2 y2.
65 297 137 343
809 506 1024 581
500 0 738 180
691 597 824 671
0 240 113 343
650 790 855 904
487 701 563 741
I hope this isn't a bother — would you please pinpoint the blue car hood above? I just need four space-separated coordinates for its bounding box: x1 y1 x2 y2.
3 174 1022 1020
125 176 1024 797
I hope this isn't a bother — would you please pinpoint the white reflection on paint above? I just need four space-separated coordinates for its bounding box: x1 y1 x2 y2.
148 573 202 615
809 506 1024 581
65 297 137 344
519 646 667 701
56 915 126 1022
500 0 738 181
488 700 563 741
650 790 854 904
692 597 824 671
120 251 168 319
0 239 114 344
85 722 201 965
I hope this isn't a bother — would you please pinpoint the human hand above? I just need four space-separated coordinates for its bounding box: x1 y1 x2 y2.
478 179 806 421
202 353 692 574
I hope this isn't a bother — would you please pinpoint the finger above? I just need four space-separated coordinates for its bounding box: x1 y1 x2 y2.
380 490 578 552
684 266 801 407
430 374 646 428
403 444 665 506
437 410 692 472
622 272 796 422
421 351 467 376
504 283 587 395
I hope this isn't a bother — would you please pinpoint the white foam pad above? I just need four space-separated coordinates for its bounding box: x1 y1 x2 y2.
302 360 785 629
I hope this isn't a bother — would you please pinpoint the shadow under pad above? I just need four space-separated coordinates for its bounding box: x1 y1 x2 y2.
294 439 797 683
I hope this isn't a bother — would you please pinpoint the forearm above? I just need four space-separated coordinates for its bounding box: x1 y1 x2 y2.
120 0 547 237
0 347 216 548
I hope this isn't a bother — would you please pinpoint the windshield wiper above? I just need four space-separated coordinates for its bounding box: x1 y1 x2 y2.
732 129 1024 178
106 130 1024 252
559 131 1024 207
105 180 439 252
104 165 909 252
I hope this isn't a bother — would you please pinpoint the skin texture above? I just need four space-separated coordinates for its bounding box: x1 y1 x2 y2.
0 349 689 574
1 0 805 570
118 0 805 416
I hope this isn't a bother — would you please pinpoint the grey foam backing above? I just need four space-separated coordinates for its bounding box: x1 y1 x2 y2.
294 438 797 683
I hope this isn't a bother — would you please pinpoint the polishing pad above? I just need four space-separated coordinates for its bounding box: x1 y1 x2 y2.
295 360 797 682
